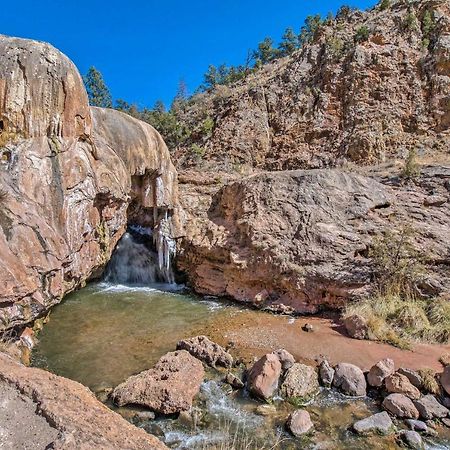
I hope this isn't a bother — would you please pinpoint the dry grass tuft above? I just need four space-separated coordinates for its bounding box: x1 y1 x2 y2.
344 227 449 348
418 368 441 395
439 353 450 367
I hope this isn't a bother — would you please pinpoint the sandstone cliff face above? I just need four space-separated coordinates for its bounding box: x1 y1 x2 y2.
178 168 450 313
0 36 179 330
173 0 449 171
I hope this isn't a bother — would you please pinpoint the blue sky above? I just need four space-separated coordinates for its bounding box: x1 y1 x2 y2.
3 0 376 108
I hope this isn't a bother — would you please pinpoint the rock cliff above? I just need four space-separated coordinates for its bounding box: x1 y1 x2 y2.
0 35 180 330
178 167 450 313
173 0 449 171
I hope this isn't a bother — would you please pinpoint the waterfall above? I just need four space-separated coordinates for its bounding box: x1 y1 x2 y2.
105 222 176 285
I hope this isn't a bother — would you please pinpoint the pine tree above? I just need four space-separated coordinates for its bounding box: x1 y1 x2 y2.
83 67 113 108
299 15 323 45
253 37 279 65
279 28 299 56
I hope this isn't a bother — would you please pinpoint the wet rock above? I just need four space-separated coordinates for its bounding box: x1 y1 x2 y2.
247 353 282 400
444 396 450 408
367 358 395 387
405 419 428 432
398 368 423 389
255 404 277 416
441 366 450 395
397 430 424 449
319 360 335 388
112 350 204 414
224 372 244 389
413 394 449 420
286 410 314 436
176 335 233 368
280 363 319 402
333 363 367 396
382 394 419 419
344 315 368 340
353 411 393 435
272 349 295 372
385 373 421 400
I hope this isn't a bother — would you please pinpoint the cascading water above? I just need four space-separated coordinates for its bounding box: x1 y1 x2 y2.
104 220 176 285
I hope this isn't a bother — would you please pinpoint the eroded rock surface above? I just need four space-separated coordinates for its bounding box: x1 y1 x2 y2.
178 168 450 313
112 350 204 414
247 353 282 400
0 35 180 330
0 353 166 449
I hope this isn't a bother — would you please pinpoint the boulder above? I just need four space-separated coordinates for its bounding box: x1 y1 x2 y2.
382 394 419 419
176 335 233 368
112 350 204 414
286 410 314 436
385 373 421 400
280 363 319 402
352 411 393 435
344 315 369 340
247 353 282 400
397 430 423 449
398 368 423 389
319 360 335 388
441 366 450 396
413 394 449 420
367 359 395 387
333 363 367 396
272 349 295 371
0 353 166 449
405 419 428 432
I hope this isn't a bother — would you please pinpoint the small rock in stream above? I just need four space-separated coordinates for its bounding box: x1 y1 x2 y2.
286 410 314 436
353 411 393 435
397 430 424 449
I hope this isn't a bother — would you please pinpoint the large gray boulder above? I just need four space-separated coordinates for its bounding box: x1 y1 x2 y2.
333 363 366 396
353 412 393 435
414 394 449 420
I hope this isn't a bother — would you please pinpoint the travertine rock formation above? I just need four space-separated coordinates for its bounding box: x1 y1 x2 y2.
173 0 449 171
178 168 450 313
0 35 180 330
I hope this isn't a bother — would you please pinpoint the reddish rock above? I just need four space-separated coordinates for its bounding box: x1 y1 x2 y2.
272 348 295 372
383 393 420 419
280 363 319 401
333 363 367 396
367 359 395 387
176 335 233 368
112 350 204 414
385 373 421 400
0 35 180 331
398 368 423 389
286 410 314 436
344 315 369 340
0 353 166 449
247 353 282 400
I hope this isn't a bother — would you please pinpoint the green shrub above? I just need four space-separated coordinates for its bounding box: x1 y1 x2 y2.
191 144 206 158
401 148 420 179
326 36 345 59
403 11 418 32
354 26 370 43
379 0 391 10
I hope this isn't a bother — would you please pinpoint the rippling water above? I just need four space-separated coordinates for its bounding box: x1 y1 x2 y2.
32 283 450 449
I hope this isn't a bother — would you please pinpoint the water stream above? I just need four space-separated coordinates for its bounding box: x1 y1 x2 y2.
31 230 450 449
